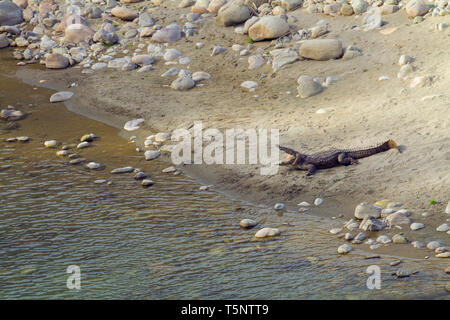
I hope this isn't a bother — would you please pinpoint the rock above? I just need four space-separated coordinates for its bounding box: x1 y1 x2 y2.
344 233 354 241
132 55 154 66
359 216 386 231
354 232 367 241
405 0 429 18
337 244 352 254
211 45 226 56
411 241 425 248
392 234 407 244
93 29 118 45
436 252 450 258
385 211 412 226
69 158 86 165
80 134 95 142
352 0 368 14
309 24 328 39
381 4 399 15
297 75 323 98
376 235 392 244
340 3 354 15
427 241 440 250
77 142 89 149
208 0 226 14
111 7 138 21
144 150 161 160
240 218 257 228
410 76 431 88
410 222 424 230
299 39 343 61
0 33 9 48
162 166 177 173
398 64 415 79
155 132 171 142
92 63 107 70
330 228 342 234
248 55 265 70
244 16 259 33
241 81 258 90
354 202 382 219
435 247 448 254
254 227 280 238
44 140 57 148
141 179 154 187
298 201 311 207
314 198 323 206
280 0 303 11
248 16 289 41
274 203 285 210
134 171 148 180
446 266 450 274
0 0 23 26
399 55 414 66
192 71 211 82
86 162 101 169
270 48 299 72
446 201 450 214
124 118 144 131
139 12 154 28
65 24 94 44
50 91 74 103
151 28 181 43
437 223 450 232
45 54 69 69
164 49 182 61
162 68 179 77
179 0 195 7
171 75 195 90
111 166 134 174
362 8 383 31
395 268 411 278
216 1 251 27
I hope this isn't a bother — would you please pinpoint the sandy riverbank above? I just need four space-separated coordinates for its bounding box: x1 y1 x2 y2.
10 5 449 218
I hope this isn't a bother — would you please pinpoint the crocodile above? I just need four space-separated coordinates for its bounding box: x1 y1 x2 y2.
278 139 400 176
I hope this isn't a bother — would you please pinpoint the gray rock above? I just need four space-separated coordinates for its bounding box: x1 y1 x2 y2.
216 1 250 27
151 28 181 43
248 54 266 70
270 48 299 72
410 222 424 230
363 8 383 30
111 166 134 174
427 241 440 250
376 235 392 244
132 55 154 66
144 150 161 161
352 0 368 14
436 223 450 232
171 76 195 90
337 244 352 254
359 216 386 231
254 227 280 238
240 218 257 228
139 12 155 28
164 48 182 61
0 0 23 26
386 211 412 226
161 67 179 77
0 33 9 48
248 16 289 41
50 91 74 103
297 75 323 98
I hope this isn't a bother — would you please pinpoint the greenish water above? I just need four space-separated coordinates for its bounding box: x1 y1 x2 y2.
0 53 448 299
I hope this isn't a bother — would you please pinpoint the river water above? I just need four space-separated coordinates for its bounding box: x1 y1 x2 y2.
0 52 448 299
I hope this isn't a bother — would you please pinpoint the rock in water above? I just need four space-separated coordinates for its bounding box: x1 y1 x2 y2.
111 166 134 174
144 150 161 160
50 91 74 103
141 179 154 187
254 227 280 238
410 222 424 230
248 16 289 41
240 219 257 228
337 244 352 254
0 0 23 26
297 75 323 98
124 118 144 131
299 39 343 61
45 54 69 69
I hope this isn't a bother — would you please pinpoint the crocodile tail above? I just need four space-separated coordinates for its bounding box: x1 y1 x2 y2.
387 139 401 153
277 145 300 156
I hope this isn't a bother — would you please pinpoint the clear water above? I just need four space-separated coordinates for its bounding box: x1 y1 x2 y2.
0 53 448 299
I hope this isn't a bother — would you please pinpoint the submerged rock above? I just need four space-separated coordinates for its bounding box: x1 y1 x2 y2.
254 227 280 238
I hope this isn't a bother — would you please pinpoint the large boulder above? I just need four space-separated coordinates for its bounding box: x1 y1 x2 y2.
248 16 289 41
111 6 138 21
45 53 69 69
405 0 429 18
216 0 250 27
299 39 343 61
280 0 302 11
65 24 94 44
0 0 23 26
207 0 227 13
0 33 10 48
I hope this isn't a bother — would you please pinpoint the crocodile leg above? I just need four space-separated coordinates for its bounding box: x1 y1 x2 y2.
304 164 317 176
338 153 359 166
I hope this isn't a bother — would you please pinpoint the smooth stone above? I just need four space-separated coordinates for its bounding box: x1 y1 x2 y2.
297 75 323 98
299 39 343 61
427 241 440 250
211 46 226 56
155 132 171 142
248 16 289 41
386 211 412 226
376 235 392 244
297 201 311 207
254 227 280 238
134 171 148 180
94 179 107 184
270 48 299 72
86 162 101 169
344 233 354 241
124 118 144 131
240 219 257 228
69 158 86 165
354 232 367 241
314 198 323 206
241 81 258 90
437 223 450 232
164 48 182 61
50 91 74 103
248 55 265 70
110 166 134 174
405 0 429 18
192 71 211 82
337 244 352 254
141 179 154 187
410 222 424 230
111 7 138 21
45 54 69 69
171 76 195 90
445 201 450 214
396 268 411 278
352 0 368 14
144 150 161 160
65 24 95 44
411 241 425 248
80 134 95 142
0 0 23 26
436 252 450 258
274 203 285 210
132 55 154 66
359 216 386 231
77 141 89 149
162 166 176 173
354 202 382 219
392 234 407 244
151 28 181 43
216 2 250 27
44 140 57 148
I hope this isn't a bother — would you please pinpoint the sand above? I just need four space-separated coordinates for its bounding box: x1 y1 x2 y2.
14 6 450 216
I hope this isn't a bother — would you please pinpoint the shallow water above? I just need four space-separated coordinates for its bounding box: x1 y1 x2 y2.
0 53 448 299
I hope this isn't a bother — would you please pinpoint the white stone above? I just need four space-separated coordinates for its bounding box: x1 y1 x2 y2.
410 222 425 230
337 244 352 254
144 150 161 161
254 227 281 238
50 91 74 103
124 118 144 131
